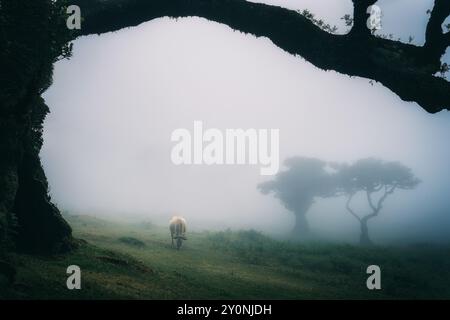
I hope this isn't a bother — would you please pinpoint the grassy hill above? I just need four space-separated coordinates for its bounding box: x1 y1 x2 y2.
1 214 450 299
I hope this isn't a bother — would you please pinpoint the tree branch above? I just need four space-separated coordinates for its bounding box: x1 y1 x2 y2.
346 193 361 222
363 184 396 222
366 190 377 212
376 185 391 211
425 0 450 61
373 184 383 192
73 0 450 113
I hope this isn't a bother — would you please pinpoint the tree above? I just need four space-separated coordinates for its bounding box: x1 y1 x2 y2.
259 157 420 244
73 0 450 113
336 158 420 245
258 157 337 239
1 0 444 253
0 0 74 253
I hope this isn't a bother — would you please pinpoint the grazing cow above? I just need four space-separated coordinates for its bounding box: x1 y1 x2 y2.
169 216 187 250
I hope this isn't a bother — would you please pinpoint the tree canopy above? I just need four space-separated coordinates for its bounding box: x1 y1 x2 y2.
259 157 420 244
73 0 450 113
258 157 338 237
336 158 420 244
336 158 420 195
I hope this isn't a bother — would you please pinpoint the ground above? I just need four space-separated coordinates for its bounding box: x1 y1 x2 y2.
1 214 450 299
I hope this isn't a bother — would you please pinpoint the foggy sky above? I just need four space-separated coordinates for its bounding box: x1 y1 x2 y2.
41 0 450 244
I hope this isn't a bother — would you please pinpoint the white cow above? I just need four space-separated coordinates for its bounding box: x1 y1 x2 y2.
169 216 187 249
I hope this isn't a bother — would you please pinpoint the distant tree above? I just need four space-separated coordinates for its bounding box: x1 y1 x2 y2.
258 157 337 239
336 158 420 245
259 156 420 244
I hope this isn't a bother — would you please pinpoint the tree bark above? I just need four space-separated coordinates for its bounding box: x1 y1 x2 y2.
13 148 73 253
0 1 75 253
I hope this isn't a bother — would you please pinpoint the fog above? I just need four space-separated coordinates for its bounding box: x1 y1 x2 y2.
41 1 450 244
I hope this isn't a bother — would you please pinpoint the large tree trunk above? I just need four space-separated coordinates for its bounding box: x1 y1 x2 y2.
0 119 21 252
291 212 310 240
13 147 73 253
0 1 74 254
359 219 372 245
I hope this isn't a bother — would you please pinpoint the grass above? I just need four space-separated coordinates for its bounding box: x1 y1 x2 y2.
1 214 450 299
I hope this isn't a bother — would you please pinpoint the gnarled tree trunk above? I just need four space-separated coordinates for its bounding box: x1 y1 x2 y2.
291 212 310 240
0 0 74 254
359 218 372 245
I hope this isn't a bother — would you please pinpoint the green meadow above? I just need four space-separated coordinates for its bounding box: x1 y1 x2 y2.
2 214 450 299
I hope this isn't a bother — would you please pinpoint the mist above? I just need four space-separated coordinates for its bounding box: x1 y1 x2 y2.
41 0 450 244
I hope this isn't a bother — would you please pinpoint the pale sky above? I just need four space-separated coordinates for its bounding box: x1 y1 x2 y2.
41 0 450 243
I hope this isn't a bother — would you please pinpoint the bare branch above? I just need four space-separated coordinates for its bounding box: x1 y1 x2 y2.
366 191 377 212
363 184 396 222
376 185 394 211
346 193 361 222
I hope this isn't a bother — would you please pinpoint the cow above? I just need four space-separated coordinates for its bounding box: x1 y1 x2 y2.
169 216 187 250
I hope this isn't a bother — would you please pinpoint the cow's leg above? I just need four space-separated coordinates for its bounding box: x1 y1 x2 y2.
171 232 174 247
